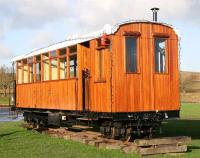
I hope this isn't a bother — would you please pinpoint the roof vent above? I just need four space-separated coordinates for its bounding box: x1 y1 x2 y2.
151 7 159 22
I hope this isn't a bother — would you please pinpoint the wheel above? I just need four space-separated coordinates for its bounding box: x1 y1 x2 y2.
121 128 133 142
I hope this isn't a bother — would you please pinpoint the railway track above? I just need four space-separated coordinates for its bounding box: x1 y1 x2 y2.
24 124 191 156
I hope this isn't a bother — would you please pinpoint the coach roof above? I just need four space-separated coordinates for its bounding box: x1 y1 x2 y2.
11 20 178 62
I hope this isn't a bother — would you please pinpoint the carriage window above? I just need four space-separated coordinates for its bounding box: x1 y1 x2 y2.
27 57 34 82
154 38 167 73
60 57 67 79
23 59 28 83
51 58 58 80
29 64 34 82
69 55 77 78
17 61 22 84
59 48 67 79
69 46 77 78
43 53 49 81
125 36 137 73
59 48 66 56
50 51 56 57
36 55 41 81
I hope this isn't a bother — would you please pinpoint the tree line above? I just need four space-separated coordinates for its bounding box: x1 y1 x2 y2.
0 65 14 97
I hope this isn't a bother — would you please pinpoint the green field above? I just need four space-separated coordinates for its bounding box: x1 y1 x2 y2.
0 96 9 105
180 103 200 119
0 103 200 158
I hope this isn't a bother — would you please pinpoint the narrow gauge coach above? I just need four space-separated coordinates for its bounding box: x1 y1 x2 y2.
11 18 180 140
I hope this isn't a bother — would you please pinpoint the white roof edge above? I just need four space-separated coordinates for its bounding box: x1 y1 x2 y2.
11 20 177 62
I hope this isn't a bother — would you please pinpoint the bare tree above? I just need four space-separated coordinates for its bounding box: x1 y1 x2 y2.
0 65 13 97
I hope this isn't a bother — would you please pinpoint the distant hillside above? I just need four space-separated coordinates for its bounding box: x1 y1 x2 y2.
180 71 200 103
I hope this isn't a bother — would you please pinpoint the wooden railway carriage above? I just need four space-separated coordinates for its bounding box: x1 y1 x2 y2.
12 20 180 139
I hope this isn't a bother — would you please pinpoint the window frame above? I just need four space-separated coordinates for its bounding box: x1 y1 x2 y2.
69 45 78 79
153 36 169 74
35 55 41 82
16 60 23 84
124 35 140 74
58 48 67 80
94 39 106 82
42 52 50 81
16 45 79 84
27 57 34 83
49 50 59 80
22 59 28 83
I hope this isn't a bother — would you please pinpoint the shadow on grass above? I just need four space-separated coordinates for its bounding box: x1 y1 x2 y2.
0 131 22 138
158 119 200 154
188 145 200 151
160 119 200 139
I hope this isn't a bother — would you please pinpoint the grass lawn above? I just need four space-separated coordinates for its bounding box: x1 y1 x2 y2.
180 103 200 119
0 122 139 158
0 96 9 105
0 103 200 158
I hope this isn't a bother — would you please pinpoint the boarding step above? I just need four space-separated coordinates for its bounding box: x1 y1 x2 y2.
76 117 98 121
67 125 93 132
134 136 191 156
72 125 93 129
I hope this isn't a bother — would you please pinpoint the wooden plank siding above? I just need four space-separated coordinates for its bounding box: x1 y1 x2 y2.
111 23 179 112
16 79 77 110
77 40 111 112
16 22 179 113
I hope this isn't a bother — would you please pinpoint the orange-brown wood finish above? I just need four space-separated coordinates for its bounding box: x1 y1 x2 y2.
16 22 180 113
16 79 77 110
111 23 179 112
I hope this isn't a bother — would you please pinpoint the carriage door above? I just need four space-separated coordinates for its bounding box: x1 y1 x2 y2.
80 42 91 111
82 68 90 111
153 36 171 110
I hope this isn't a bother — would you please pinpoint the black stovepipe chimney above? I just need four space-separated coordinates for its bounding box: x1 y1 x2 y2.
151 7 159 22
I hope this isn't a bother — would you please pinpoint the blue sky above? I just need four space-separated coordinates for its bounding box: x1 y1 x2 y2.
0 0 200 72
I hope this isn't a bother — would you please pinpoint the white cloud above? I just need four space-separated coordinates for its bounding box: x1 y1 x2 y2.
0 0 199 70
30 31 55 50
0 0 199 38
0 0 70 37
73 0 199 29
0 43 13 59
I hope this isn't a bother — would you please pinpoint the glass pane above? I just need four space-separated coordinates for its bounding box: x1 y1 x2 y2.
17 61 22 67
43 53 49 60
70 66 75 77
155 38 166 73
36 62 41 81
36 55 41 62
43 60 49 81
51 59 58 80
70 55 77 78
60 57 67 79
69 46 77 54
29 64 34 82
27 57 33 64
59 48 66 56
17 66 22 84
23 64 28 83
125 37 137 72
50 51 57 57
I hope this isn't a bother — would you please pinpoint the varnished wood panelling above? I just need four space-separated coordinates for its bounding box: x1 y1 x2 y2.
16 79 77 110
80 40 111 112
16 22 179 113
112 23 179 112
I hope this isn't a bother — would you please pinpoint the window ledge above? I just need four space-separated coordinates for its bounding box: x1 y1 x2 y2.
154 72 169 75
96 46 107 50
125 72 140 74
94 80 106 83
